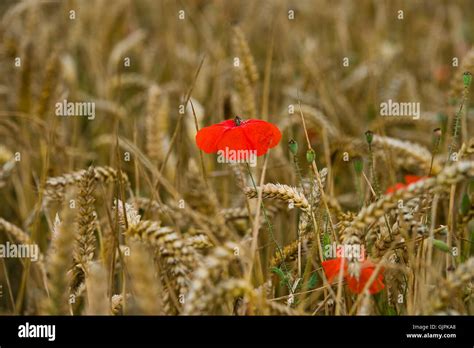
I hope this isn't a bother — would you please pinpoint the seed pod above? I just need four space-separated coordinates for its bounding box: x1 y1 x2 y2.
365 130 374 145
288 139 298 155
306 149 315 163
463 71 472 87
432 239 451 253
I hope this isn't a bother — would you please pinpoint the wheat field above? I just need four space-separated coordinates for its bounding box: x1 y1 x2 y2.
0 0 473 316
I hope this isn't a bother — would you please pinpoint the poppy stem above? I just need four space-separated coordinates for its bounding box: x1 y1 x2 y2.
190 99 210 188
297 100 338 243
365 130 381 198
447 72 470 163
446 73 470 272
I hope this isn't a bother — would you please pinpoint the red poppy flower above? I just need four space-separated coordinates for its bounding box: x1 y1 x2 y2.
322 257 385 295
195 117 281 158
385 175 426 194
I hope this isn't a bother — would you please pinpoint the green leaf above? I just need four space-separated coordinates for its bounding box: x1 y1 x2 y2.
469 223 474 257
432 239 451 253
271 267 286 280
270 267 290 287
386 306 398 316
460 193 471 216
307 273 318 289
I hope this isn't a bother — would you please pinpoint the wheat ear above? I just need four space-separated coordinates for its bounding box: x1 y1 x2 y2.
125 220 197 304
42 205 75 315
244 183 310 212
183 242 241 314
233 26 259 85
372 135 440 173
70 166 97 295
125 240 163 315
430 258 474 313
349 161 474 233
84 261 109 315
145 85 169 164
44 166 129 201
0 217 47 289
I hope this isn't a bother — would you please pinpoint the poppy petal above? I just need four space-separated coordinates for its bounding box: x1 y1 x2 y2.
196 118 281 157
216 127 255 159
322 258 347 283
247 119 282 148
360 266 385 294
195 120 235 153
196 125 226 153
345 275 362 294
241 120 282 156
346 261 385 294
